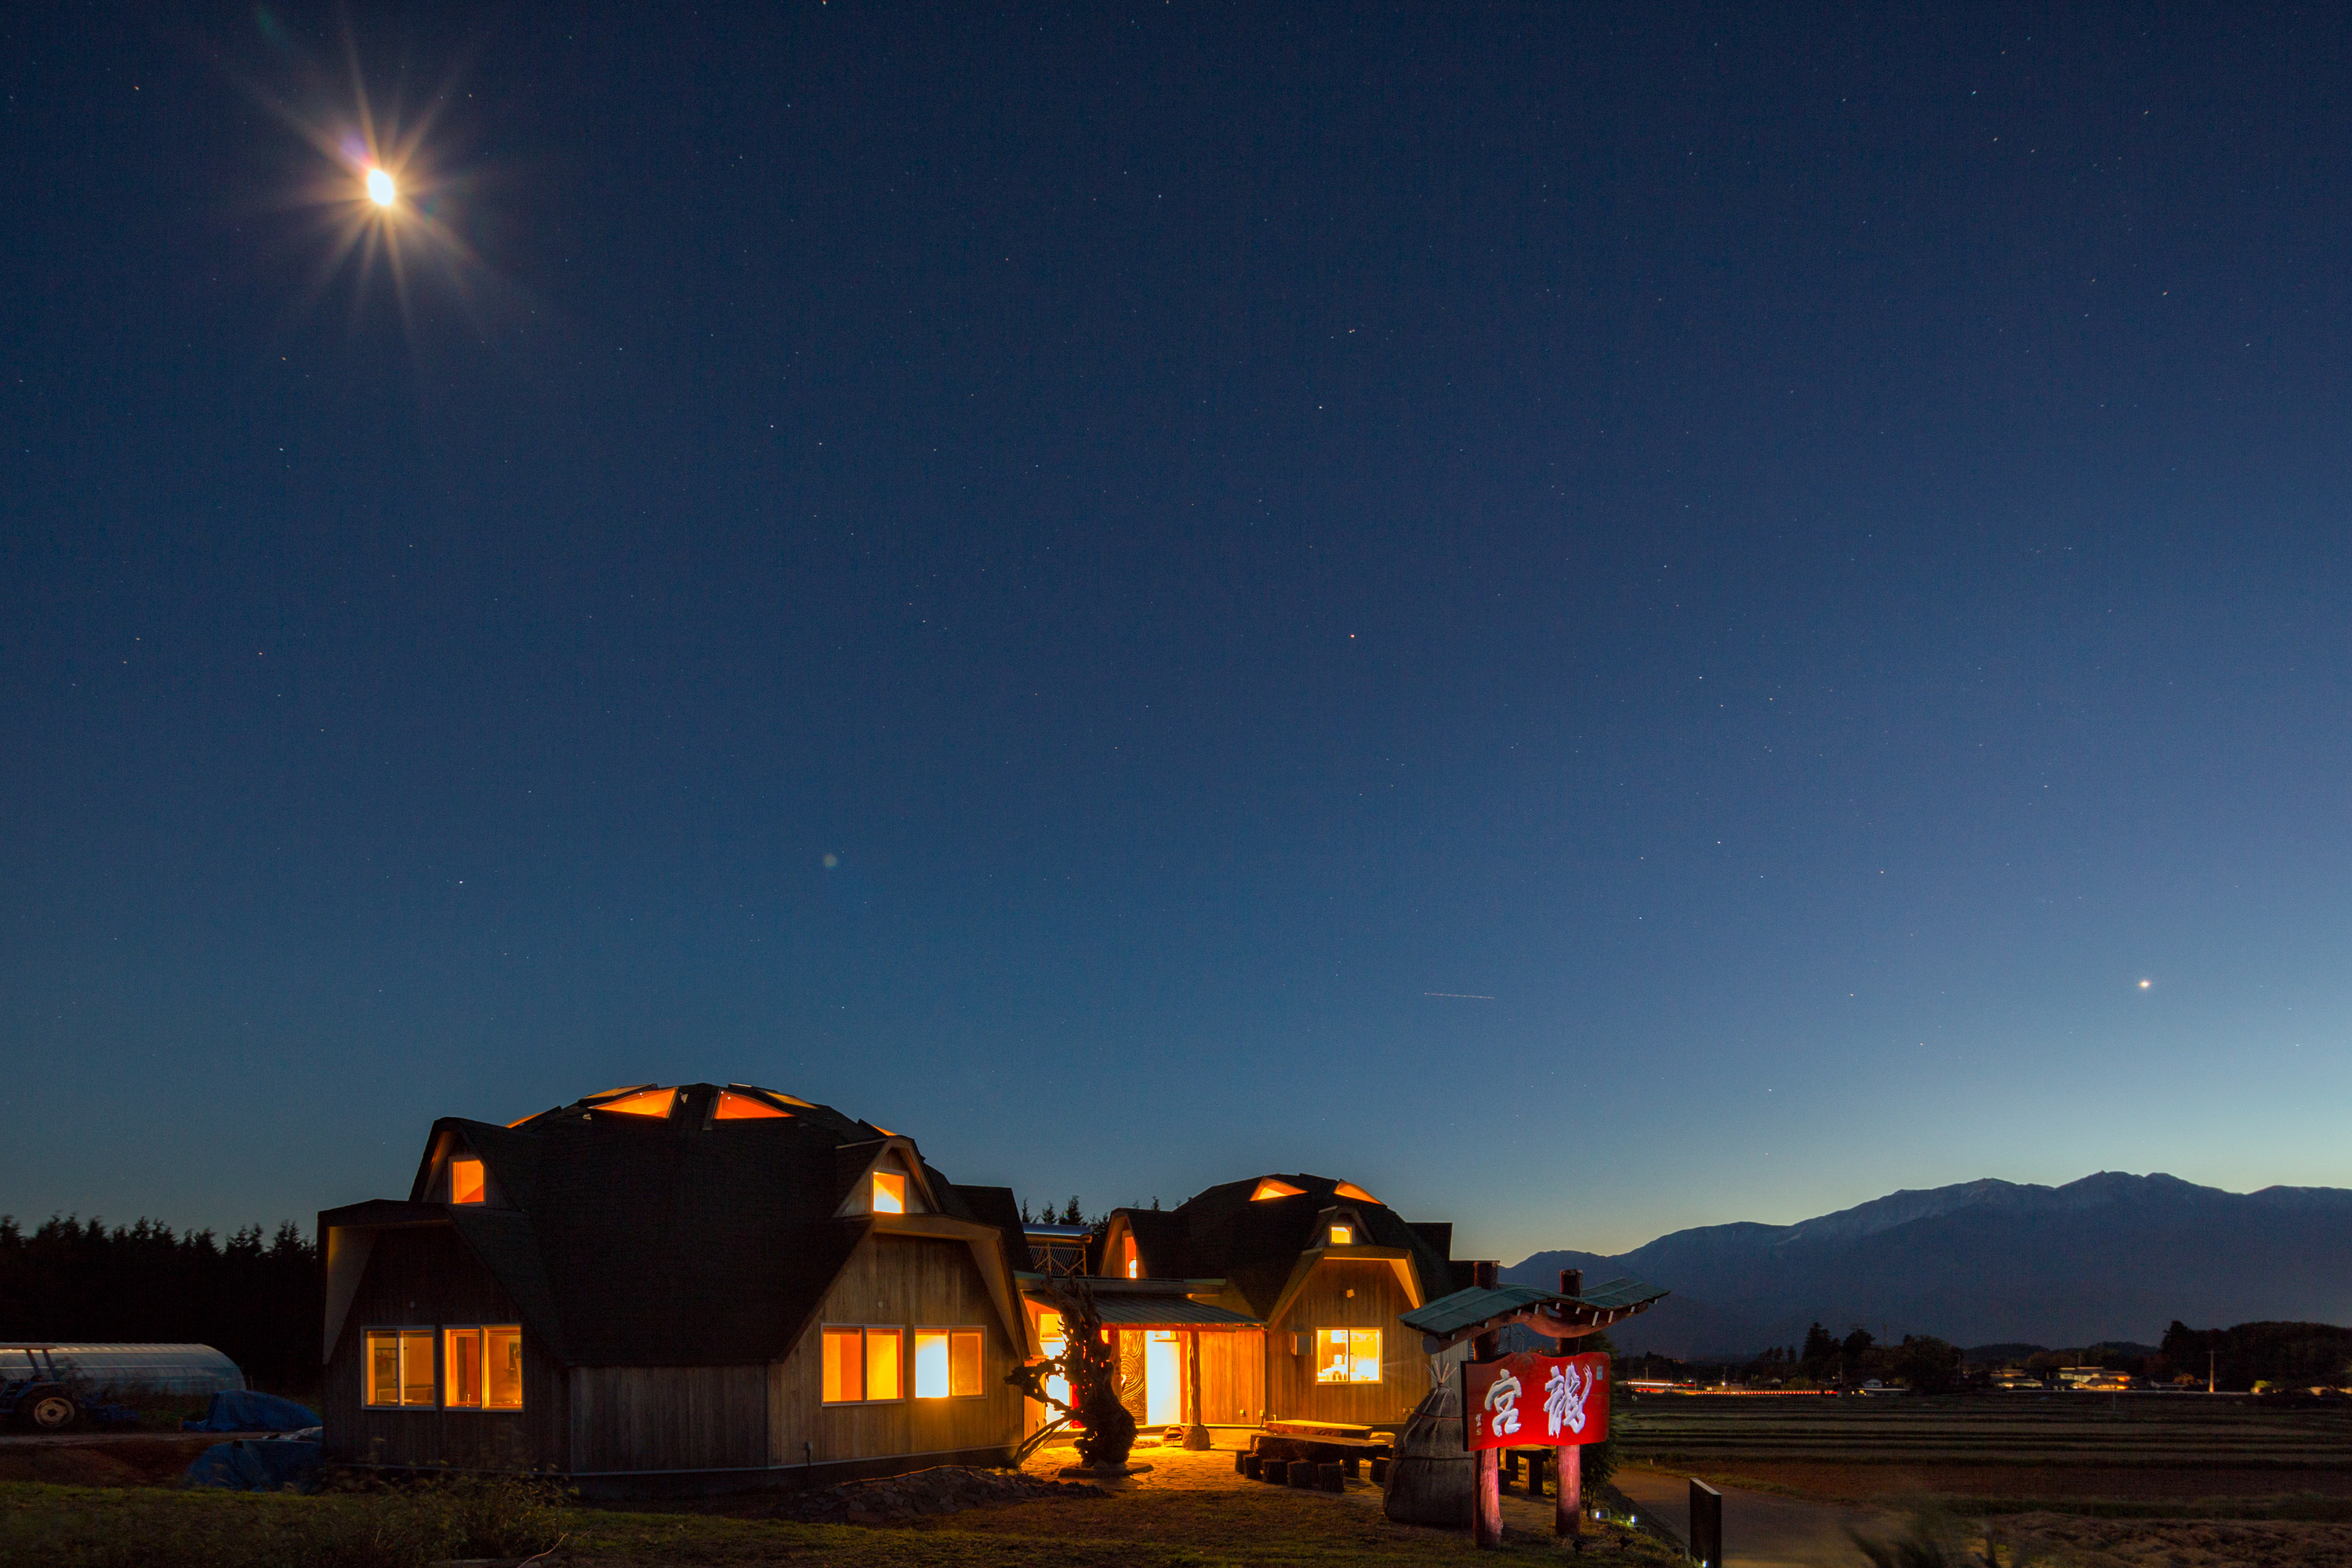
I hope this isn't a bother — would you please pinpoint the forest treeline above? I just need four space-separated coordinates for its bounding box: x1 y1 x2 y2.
0 1215 322 1396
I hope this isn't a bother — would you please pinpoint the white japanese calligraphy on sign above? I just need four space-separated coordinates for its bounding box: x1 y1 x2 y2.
1483 1367 1523 1436
1544 1359 1595 1437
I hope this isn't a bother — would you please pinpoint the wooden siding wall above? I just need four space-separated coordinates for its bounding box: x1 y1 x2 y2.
1198 1328 1265 1424
568 1366 768 1473
771 1234 1023 1465
1265 1258 1426 1428
322 1226 568 1471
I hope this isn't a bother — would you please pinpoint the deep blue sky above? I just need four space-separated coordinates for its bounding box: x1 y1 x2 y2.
5 4 2349 1260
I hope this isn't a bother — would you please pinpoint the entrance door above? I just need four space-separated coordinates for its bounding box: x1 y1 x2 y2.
1145 1330 1183 1426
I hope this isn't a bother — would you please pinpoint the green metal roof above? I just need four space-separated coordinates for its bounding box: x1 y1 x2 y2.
1398 1276 1667 1338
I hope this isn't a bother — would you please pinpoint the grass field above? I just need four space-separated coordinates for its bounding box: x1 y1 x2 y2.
0 1445 1681 1567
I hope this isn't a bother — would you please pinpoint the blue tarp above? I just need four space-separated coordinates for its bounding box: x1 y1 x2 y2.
185 1437 323 1492
181 1389 320 1432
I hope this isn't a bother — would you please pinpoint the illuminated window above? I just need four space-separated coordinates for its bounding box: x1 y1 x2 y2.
449 1158 485 1205
1328 1225 1353 1246
445 1328 482 1406
822 1328 863 1403
914 1329 986 1399
1250 1178 1306 1202
872 1170 906 1214
730 1083 816 1109
915 1330 949 1397
867 1328 902 1399
1315 1328 1382 1385
364 1329 437 1406
596 1087 677 1118
1333 1181 1380 1205
485 1327 522 1410
1122 1236 1140 1279
713 1091 791 1120
822 1327 903 1403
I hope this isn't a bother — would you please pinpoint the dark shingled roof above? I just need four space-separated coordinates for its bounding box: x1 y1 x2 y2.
1115 1174 1456 1317
328 1083 1014 1368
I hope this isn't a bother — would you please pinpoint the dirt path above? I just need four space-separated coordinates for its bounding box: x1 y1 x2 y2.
1614 1465 1907 1567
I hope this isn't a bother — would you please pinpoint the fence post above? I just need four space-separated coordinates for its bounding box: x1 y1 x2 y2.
1689 1479 1722 1568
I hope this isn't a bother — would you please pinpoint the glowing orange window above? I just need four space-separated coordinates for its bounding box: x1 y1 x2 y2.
1333 1181 1380 1204
822 1328 864 1403
484 1327 523 1410
444 1329 483 1406
1328 1224 1353 1246
713 1091 790 1120
1250 1178 1305 1201
449 1159 485 1205
872 1170 906 1214
597 1088 676 1118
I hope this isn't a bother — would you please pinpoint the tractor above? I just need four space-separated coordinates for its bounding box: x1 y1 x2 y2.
0 1347 137 1432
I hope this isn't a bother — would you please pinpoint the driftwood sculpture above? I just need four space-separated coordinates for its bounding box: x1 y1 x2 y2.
1004 1275 1138 1472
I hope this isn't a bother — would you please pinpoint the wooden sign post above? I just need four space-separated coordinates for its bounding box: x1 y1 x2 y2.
1464 1347 1609 1547
1393 1264 1664 1548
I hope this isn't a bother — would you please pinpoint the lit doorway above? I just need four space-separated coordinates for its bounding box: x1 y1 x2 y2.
1145 1330 1183 1426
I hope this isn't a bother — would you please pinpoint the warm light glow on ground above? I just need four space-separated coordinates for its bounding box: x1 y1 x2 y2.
365 167 396 206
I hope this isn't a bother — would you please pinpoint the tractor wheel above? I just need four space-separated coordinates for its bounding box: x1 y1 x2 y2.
24 1392 78 1432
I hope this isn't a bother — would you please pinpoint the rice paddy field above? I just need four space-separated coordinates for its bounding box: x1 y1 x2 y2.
1618 1393 2352 1564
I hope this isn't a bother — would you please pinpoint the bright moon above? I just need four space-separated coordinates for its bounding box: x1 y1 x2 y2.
2138 978 2152 989
365 168 396 207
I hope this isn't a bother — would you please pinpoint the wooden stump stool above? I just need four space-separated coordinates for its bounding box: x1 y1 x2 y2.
1319 1461 1344 1492
1263 1458 1288 1484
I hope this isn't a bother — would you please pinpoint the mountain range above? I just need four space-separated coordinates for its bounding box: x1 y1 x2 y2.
1504 1172 2352 1358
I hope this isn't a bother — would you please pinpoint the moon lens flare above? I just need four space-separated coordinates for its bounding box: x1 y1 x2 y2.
365 167 396 207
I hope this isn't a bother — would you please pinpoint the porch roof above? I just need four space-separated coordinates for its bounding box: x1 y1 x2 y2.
1021 1286 1262 1327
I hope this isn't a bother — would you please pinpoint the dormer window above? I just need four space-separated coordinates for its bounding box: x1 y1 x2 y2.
449 1158 485 1205
1328 1224 1352 1246
873 1170 906 1214
1121 1236 1140 1279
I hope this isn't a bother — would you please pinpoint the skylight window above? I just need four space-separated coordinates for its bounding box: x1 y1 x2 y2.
595 1088 677 1118
1250 1178 1306 1201
713 1091 790 1120
1333 1181 1380 1205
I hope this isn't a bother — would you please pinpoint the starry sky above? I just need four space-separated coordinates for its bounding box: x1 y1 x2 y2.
5 4 2350 1261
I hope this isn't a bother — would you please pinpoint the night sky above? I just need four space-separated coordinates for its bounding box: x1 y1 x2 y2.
6 5 2349 1261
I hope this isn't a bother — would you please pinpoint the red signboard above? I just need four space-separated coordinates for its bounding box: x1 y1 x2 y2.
1463 1351 1610 1450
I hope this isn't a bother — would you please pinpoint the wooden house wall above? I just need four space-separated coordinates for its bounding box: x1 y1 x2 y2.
322 1225 568 1471
770 1233 1023 1465
567 1366 768 1473
1265 1258 1426 1428
1198 1328 1265 1424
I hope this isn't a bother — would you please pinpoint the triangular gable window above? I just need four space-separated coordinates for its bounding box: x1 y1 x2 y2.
1251 1178 1306 1202
594 1087 677 1119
